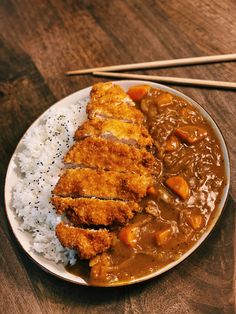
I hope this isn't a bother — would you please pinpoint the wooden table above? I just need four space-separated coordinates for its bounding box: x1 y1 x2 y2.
0 1 235 313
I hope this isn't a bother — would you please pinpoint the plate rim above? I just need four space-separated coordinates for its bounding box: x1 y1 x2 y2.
4 80 231 287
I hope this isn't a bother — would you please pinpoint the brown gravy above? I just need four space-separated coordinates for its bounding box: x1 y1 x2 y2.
66 87 226 286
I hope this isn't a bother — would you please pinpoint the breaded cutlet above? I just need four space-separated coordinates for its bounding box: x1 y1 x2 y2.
90 82 135 106
88 82 143 123
74 118 153 148
64 137 155 175
52 197 141 225
55 223 113 259
87 101 144 123
53 168 153 201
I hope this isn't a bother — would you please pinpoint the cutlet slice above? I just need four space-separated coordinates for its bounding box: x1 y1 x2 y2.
75 119 153 148
64 137 155 175
53 168 153 201
88 82 143 123
90 82 135 106
52 197 141 225
55 223 113 259
87 101 144 124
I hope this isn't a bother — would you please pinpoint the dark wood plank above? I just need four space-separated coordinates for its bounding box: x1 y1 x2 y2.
0 230 43 314
0 0 235 313
0 35 56 314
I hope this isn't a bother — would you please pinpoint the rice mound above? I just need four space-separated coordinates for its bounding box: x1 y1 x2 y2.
13 100 87 265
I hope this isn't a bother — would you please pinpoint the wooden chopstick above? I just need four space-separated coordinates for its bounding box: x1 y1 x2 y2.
66 54 236 75
93 71 236 89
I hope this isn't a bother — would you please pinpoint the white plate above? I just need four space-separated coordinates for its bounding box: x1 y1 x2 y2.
4 80 230 286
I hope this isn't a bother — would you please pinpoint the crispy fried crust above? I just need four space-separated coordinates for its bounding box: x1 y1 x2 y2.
90 82 135 106
55 223 113 259
53 168 153 201
87 101 144 123
88 82 142 122
53 82 156 262
74 118 153 148
51 197 141 225
64 137 155 175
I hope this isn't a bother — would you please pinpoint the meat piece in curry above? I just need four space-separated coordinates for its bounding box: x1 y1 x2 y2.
52 82 226 286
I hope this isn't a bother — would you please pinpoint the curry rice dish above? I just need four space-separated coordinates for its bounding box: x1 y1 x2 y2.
52 82 226 285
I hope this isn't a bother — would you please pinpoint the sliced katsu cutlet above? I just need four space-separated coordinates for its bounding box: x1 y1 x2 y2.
53 168 153 201
52 82 156 262
75 118 153 148
55 223 113 259
52 197 141 226
87 100 144 123
90 82 135 106
64 137 155 175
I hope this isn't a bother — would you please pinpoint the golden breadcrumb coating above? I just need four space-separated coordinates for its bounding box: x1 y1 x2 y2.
64 137 155 175
53 82 156 263
51 197 141 225
55 223 113 259
87 101 144 123
87 101 144 124
75 118 153 148
90 82 135 106
88 82 142 123
53 168 153 201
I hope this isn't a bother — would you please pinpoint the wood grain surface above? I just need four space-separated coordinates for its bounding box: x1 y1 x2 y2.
0 1 235 313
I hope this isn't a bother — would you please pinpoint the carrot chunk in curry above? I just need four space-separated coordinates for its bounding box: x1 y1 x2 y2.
127 85 151 102
165 176 190 200
119 225 140 247
174 125 207 144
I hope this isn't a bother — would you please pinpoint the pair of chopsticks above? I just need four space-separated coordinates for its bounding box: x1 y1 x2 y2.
66 54 236 89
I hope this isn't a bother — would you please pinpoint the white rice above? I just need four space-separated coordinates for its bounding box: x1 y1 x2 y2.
12 99 88 265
